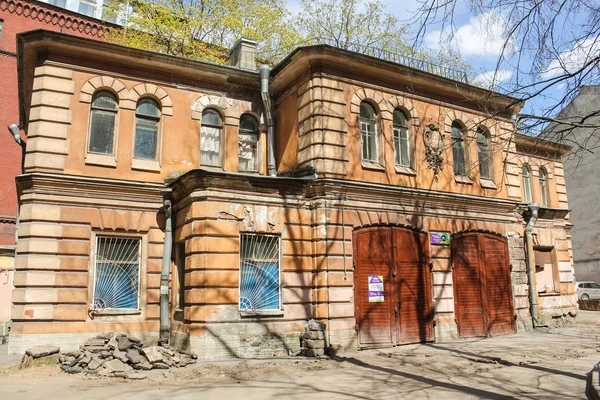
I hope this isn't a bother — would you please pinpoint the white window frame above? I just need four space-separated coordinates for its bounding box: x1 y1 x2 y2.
393 110 410 167
91 235 142 312
238 233 282 314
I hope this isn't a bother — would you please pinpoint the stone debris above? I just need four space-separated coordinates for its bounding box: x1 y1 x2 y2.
299 319 327 357
22 332 197 379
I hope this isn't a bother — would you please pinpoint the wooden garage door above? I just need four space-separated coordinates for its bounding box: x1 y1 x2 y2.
354 227 434 348
452 233 515 337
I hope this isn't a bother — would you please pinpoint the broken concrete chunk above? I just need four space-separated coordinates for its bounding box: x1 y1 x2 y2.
103 359 133 373
134 360 153 371
126 371 147 380
61 365 83 374
95 333 114 340
87 357 104 371
62 350 80 358
25 345 60 359
107 338 118 350
141 346 164 363
303 339 325 349
306 319 326 332
112 349 129 363
117 336 134 351
303 348 325 357
152 362 169 369
126 349 143 364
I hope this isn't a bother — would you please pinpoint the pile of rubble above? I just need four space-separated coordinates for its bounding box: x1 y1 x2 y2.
21 333 197 379
300 319 327 357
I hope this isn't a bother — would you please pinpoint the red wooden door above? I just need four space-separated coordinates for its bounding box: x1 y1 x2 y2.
452 233 515 337
482 235 516 335
354 227 434 348
354 228 394 347
394 229 434 344
452 234 486 337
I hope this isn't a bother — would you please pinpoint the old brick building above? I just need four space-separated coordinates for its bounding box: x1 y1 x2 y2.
0 0 109 333
9 29 577 357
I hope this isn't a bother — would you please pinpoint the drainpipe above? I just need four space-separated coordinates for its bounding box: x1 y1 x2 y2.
160 192 173 344
259 65 276 176
525 203 539 327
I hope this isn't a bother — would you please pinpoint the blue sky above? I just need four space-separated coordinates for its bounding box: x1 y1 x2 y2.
285 0 596 122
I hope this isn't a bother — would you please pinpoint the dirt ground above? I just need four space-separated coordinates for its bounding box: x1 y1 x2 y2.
1 311 599 399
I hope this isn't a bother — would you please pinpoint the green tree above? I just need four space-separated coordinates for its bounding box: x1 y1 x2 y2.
105 0 301 63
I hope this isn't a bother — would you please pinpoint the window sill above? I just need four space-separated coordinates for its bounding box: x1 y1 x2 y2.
480 178 497 189
239 310 284 318
454 175 473 185
200 165 224 172
361 161 385 171
394 165 417 176
85 153 116 168
131 158 161 172
92 309 142 316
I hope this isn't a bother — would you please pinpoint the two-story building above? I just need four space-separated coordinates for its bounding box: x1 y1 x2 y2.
8 29 577 358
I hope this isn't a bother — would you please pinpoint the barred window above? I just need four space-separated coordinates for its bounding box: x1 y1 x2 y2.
134 98 160 160
393 109 410 167
360 102 378 162
200 109 223 167
451 121 466 176
239 233 280 311
522 165 532 203
89 91 118 155
93 237 140 311
477 128 491 179
238 114 259 172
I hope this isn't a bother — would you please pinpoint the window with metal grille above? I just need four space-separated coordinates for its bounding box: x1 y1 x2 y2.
238 114 259 172
359 102 378 162
451 121 466 176
200 109 223 167
239 233 280 311
522 165 532 203
393 109 410 167
134 98 161 160
93 237 140 310
89 91 118 155
477 128 491 179
539 168 549 207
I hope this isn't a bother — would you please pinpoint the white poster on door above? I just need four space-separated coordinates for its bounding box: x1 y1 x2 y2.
368 275 384 302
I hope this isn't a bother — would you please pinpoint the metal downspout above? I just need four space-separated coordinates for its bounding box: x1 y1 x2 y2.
525 203 539 327
258 65 276 176
160 192 173 343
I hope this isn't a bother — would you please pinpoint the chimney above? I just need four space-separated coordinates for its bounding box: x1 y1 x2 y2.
229 38 257 70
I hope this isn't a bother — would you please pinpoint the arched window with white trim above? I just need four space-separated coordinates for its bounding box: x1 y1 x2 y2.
393 109 410 167
89 91 118 155
522 165 533 203
451 121 466 176
238 114 260 172
200 109 223 167
539 168 549 207
359 102 378 162
477 127 491 179
134 98 161 160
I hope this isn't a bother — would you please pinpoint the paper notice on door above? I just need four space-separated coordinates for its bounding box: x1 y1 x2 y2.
368 275 384 302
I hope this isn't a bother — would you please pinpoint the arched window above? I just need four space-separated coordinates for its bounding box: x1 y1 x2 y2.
522 165 532 203
477 128 491 179
134 98 160 160
359 102 378 162
239 114 259 172
393 109 410 167
539 168 549 207
89 91 117 155
451 121 466 176
200 109 223 167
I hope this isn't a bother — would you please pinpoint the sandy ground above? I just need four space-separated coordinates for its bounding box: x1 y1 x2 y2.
1 311 599 399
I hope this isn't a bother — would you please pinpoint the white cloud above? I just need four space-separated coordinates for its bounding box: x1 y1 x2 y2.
472 70 513 89
540 38 600 80
425 11 514 57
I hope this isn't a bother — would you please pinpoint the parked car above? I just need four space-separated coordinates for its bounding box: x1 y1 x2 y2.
576 281 600 300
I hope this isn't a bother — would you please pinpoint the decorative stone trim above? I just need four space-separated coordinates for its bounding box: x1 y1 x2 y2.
350 88 392 120
191 94 254 122
129 83 173 116
79 76 127 105
0 0 109 38
387 96 420 126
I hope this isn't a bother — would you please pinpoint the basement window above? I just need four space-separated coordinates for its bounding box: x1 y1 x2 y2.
92 236 141 311
239 233 281 313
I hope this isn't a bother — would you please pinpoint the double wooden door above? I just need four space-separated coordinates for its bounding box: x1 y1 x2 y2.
452 233 516 337
354 227 434 348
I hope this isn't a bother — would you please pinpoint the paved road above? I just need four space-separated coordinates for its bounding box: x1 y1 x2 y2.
1 312 598 399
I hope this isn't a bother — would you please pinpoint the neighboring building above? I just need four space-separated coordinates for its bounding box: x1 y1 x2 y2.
543 86 600 283
0 0 109 335
9 29 576 357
